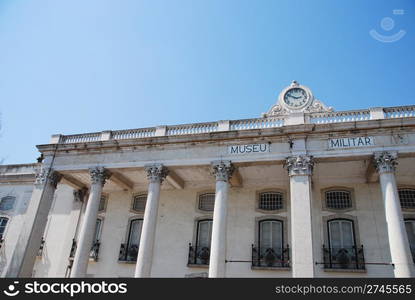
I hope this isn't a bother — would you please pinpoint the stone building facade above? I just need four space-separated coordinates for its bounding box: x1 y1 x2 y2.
1 81 415 278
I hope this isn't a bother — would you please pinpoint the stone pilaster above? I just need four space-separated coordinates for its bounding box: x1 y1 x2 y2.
285 155 315 277
6 168 61 277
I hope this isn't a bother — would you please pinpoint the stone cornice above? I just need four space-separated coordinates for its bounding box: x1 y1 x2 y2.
35 117 415 155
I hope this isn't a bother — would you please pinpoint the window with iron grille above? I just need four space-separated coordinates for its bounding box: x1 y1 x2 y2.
0 196 16 211
98 196 107 212
325 191 352 210
198 193 215 212
398 189 415 209
132 194 147 212
259 192 283 211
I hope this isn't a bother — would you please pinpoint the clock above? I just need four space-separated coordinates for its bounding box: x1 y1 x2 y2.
283 87 308 108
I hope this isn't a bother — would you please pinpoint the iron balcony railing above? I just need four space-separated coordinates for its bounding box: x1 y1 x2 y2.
90 240 100 262
118 243 139 262
251 244 290 268
322 245 365 270
37 237 45 257
187 243 210 266
69 239 100 261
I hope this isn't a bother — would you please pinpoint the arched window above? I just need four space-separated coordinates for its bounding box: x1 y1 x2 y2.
404 219 415 262
328 219 355 249
325 190 352 210
258 192 283 211
258 220 283 263
190 219 212 265
0 217 9 240
325 219 363 269
399 189 415 209
119 219 143 262
0 196 16 211
132 194 147 213
196 219 213 248
198 193 215 212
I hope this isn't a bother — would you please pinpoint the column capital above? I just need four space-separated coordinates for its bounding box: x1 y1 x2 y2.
374 151 398 174
211 160 234 182
145 164 169 184
35 168 62 187
284 155 314 176
89 167 110 186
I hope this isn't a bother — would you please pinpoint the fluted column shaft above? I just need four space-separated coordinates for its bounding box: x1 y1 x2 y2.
208 161 234 278
285 155 315 277
70 167 109 277
134 164 168 277
374 152 415 277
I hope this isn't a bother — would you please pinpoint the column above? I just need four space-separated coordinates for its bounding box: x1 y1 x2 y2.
374 151 415 277
134 164 168 277
285 155 315 277
6 167 61 277
209 160 234 278
70 167 110 277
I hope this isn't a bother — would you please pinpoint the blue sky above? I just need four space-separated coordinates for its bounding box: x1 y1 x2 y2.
0 0 414 164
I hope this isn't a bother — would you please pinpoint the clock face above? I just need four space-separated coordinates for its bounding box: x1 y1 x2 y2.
283 88 308 108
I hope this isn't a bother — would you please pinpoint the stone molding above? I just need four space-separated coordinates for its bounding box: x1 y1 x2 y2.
144 164 169 184
374 151 398 174
284 155 314 176
211 160 234 182
89 167 110 186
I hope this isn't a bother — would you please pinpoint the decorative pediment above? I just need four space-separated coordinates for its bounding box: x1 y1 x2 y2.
262 81 334 117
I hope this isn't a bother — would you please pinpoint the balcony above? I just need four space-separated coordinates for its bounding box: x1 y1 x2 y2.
251 245 290 269
187 243 210 267
118 243 138 263
37 237 45 257
68 239 101 261
90 241 100 261
322 245 365 270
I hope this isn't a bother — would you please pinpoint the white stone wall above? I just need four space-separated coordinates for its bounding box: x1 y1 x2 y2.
30 179 401 278
0 183 34 277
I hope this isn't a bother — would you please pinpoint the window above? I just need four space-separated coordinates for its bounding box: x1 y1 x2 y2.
325 191 352 210
198 193 215 212
0 196 16 211
93 219 102 243
399 189 415 209
132 194 147 212
196 219 213 249
90 219 102 261
254 220 286 267
404 219 415 262
324 219 364 269
119 219 143 262
0 217 9 240
259 192 283 211
188 219 212 265
98 196 107 212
